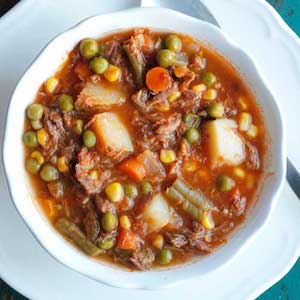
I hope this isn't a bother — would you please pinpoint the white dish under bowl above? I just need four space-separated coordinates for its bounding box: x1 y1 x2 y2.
3 7 286 289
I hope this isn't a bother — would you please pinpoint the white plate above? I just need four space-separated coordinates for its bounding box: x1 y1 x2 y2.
0 0 299 299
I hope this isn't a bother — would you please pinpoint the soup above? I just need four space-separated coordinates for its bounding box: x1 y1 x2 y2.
23 28 265 270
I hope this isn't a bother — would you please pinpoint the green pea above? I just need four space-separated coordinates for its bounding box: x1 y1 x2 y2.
156 49 176 68
183 113 200 128
31 120 43 130
165 34 182 52
27 103 44 120
99 238 115 250
74 119 83 135
217 174 235 192
202 72 217 87
90 56 109 74
40 163 59 182
207 103 224 119
83 130 96 148
185 127 200 144
124 184 138 199
158 248 172 265
140 181 152 195
102 212 118 233
79 38 99 59
23 131 38 148
58 94 74 112
26 158 41 175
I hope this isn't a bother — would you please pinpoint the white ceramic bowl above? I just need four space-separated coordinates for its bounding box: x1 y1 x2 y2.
3 7 286 289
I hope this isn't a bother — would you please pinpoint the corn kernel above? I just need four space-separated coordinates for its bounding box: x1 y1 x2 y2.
238 97 248 110
238 112 252 131
246 124 258 138
103 65 121 82
168 91 181 103
119 215 131 230
57 156 69 173
89 170 99 180
156 103 170 112
160 149 177 164
192 83 207 93
183 161 197 172
203 88 217 101
246 174 255 189
174 66 189 78
37 128 49 148
31 151 44 164
201 211 215 230
152 234 164 249
233 167 246 179
44 77 59 94
105 182 124 203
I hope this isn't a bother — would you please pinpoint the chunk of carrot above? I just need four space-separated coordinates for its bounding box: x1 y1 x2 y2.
119 158 146 181
117 228 138 250
146 67 172 92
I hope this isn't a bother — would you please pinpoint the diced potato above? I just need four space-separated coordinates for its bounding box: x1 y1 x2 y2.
76 82 126 112
143 193 170 233
90 112 133 156
206 119 245 168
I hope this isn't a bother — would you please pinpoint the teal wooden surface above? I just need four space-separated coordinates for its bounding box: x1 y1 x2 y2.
0 1 299 299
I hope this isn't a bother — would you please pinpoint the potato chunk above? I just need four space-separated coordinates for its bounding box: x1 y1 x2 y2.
143 193 170 233
206 119 245 168
91 112 133 156
76 82 126 112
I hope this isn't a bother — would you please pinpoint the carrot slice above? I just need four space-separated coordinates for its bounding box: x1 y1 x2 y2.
146 67 172 92
119 158 146 181
117 229 138 250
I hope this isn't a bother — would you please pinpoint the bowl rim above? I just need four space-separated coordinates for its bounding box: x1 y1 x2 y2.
2 6 286 289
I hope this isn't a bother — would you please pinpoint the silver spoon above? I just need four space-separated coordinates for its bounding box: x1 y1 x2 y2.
140 0 300 198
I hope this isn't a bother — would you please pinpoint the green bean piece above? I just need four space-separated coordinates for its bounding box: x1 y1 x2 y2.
90 56 109 74
165 186 185 205
123 44 146 88
56 218 104 256
217 174 236 192
102 212 118 233
26 158 41 175
58 94 74 112
99 238 115 250
156 49 176 68
40 163 59 182
182 200 202 221
172 178 213 210
23 131 38 148
140 181 152 195
83 130 96 148
202 72 217 87
185 127 200 144
158 248 173 265
183 113 200 128
165 34 182 52
31 119 43 130
79 39 99 59
27 103 44 120
124 184 138 199
207 103 224 119
74 119 83 135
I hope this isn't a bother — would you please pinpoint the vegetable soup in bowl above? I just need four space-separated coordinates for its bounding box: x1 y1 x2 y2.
3 8 285 288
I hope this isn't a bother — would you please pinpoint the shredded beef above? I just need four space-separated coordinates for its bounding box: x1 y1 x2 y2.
174 89 201 113
245 141 260 170
131 248 155 271
75 148 111 194
95 195 116 214
47 180 64 199
83 208 100 243
166 233 188 248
